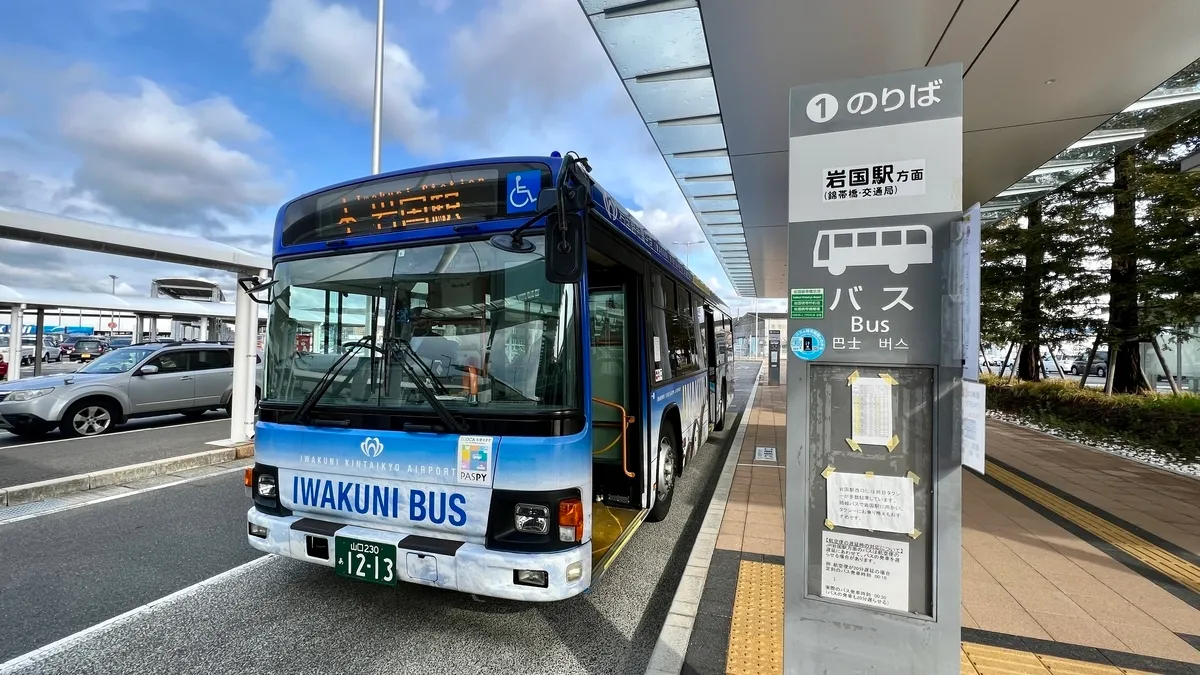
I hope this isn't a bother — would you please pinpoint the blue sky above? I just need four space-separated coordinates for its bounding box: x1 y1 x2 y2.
0 0 776 313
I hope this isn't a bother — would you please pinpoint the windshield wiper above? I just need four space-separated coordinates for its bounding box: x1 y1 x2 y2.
383 338 467 433
290 336 373 424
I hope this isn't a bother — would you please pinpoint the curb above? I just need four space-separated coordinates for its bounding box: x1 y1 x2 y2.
644 362 763 675
0 443 254 507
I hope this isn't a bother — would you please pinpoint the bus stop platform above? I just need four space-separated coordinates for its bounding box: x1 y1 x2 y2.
662 366 1200 675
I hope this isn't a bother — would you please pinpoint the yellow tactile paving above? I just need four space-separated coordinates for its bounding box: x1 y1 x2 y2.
960 642 1159 674
726 561 784 675
725 560 1163 675
987 460 1200 595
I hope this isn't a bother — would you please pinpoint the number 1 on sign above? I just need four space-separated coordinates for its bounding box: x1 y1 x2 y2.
807 93 837 123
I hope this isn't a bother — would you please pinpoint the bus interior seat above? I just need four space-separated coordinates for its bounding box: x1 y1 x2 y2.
413 335 458 378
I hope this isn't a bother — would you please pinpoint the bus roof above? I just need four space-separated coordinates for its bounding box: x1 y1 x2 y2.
273 155 729 314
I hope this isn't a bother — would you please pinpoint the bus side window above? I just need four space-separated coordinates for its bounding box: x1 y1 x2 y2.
906 227 927 245
834 232 854 248
650 272 673 383
881 229 903 246
856 231 877 247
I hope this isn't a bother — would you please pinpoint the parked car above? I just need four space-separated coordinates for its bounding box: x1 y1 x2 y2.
1069 350 1108 377
23 336 63 363
0 336 36 366
108 336 133 348
57 335 92 360
0 341 263 439
68 337 110 363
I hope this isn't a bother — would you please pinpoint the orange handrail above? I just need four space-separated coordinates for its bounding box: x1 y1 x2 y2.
592 397 636 478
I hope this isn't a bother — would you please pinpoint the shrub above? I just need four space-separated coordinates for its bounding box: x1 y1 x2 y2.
981 374 1200 462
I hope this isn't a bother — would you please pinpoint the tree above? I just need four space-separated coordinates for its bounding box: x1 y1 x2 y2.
1135 112 1200 345
981 59 1200 389
980 197 1097 380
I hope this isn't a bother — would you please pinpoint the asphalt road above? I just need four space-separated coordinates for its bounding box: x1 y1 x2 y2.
0 470 261 663
0 415 230 487
0 362 761 675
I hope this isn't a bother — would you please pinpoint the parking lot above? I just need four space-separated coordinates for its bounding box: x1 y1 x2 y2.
1 355 235 485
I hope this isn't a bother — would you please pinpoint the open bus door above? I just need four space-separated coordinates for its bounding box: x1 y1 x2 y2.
585 242 649 575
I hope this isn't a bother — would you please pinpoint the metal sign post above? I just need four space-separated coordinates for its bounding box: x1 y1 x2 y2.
784 63 964 674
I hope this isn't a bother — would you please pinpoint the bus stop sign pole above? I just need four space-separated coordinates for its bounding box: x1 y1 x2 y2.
784 63 964 674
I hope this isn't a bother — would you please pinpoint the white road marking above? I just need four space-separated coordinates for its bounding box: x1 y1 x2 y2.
0 418 227 449
0 464 249 527
0 555 276 673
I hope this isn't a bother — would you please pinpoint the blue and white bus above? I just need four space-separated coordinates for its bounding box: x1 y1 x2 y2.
246 153 733 600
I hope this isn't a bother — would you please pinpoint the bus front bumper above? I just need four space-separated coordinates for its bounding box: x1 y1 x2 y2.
246 508 592 602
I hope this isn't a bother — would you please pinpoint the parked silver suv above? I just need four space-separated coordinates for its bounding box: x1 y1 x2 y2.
0 341 262 439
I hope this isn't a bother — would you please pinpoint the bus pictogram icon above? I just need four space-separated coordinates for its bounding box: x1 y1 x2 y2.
813 224 933 276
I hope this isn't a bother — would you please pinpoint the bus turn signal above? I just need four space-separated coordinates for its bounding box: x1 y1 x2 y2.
559 499 583 543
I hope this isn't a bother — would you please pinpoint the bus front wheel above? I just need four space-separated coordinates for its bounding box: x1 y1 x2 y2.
647 424 678 522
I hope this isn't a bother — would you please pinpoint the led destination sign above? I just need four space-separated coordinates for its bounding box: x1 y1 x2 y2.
281 163 550 246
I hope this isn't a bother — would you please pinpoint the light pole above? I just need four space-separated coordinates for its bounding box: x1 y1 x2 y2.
673 240 704 269
753 297 759 359
370 0 386 175
109 275 118 335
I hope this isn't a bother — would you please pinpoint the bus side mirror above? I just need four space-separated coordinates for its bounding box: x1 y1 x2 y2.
537 188 559 212
545 212 584 284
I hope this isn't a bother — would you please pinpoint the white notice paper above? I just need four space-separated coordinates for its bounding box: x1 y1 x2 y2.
821 530 909 611
826 471 915 534
962 381 987 475
652 336 661 363
851 377 893 446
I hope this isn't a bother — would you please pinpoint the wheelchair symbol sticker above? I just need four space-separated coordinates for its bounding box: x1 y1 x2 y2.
506 170 541 214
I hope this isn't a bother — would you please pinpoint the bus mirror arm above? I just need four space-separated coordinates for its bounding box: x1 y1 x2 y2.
237 276 277 306
488 192 559 254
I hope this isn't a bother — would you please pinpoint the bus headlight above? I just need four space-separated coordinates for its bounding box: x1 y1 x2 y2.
514 503 549 534
256 473 278 498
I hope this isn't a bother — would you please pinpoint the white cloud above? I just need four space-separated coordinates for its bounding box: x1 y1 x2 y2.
0 238 223 297
445 0 731 292
450 0 612 124
0 56 279 297
250 0 438 154
57 78 282 236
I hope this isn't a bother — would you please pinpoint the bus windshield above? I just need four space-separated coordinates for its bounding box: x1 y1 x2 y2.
263 236 580 413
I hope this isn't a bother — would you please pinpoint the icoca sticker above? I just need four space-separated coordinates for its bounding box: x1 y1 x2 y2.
457 435 494 486
791 328 826 361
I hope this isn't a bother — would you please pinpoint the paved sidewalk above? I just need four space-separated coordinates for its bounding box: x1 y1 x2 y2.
986 421 1200 553
680 364 1200 674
